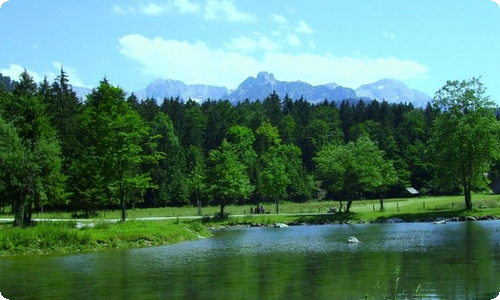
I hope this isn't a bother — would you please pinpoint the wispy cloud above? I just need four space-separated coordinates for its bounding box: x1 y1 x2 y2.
112 0 200 16
0 64 43 82
52 62 91 88
111 5 136 15
384 31 396 39
174 0 201 14
225 34 279 53
118 34 429 89
296 20 314 34
0 63 91 88
204 0 254 22
139 2 170 15
286 34 301 47
270 13 287 26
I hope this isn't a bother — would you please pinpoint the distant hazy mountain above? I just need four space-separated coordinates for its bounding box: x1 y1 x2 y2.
355 78 432 107
134 79 228 102
72 86 92 101
70 72 433 107
227 71 358 104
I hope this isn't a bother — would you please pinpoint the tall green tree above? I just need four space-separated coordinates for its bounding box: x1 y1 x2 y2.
185 145 206 215
259 149 290 213
149 112 187 207
78 79 155 220
0 71 64 226
207 140 254 217
431 78 500 210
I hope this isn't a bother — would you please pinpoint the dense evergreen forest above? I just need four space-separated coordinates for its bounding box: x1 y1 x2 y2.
1 70 499 226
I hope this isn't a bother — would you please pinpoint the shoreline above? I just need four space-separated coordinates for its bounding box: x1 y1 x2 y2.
207 213 499 228
1 212 499 256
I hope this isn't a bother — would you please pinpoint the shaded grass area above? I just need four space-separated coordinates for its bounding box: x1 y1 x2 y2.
0 220 210 256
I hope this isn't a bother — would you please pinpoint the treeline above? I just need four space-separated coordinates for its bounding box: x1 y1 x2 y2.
1 70 498 226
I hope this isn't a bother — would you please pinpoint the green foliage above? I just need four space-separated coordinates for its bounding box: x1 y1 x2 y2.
0 71 65 227
3 69 500 217
314 136 398 212
76 79 156 220
431 77 500 209
207 140 254 217
148 112 187 207
259 147 291 213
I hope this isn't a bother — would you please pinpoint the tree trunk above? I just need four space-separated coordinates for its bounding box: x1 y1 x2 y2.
13 200 24 227
379 193 385 211
275 199 279 214
219 204 225 218
23 202 32 227
196 190 202 216
120 183 126 221
463 173 473 210
338 200 343 213
345 200 353 213
464 187 472 210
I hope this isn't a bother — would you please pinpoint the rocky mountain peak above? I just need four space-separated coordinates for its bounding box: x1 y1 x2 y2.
256 71 276 85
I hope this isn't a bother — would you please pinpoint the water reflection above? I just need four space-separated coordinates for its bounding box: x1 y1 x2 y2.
1 221 499 299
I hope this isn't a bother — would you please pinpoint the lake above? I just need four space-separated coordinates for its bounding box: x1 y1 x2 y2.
1 221 499 299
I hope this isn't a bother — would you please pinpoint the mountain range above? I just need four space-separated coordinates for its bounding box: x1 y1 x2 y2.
74 71 433 107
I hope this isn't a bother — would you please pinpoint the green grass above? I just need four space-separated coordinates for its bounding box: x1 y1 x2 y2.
0 219 210 256
0 194 500 220
2 194 500 256
2 194 500 221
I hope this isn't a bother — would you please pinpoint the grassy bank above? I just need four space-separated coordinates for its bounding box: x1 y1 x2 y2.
0 220 210 256
2 194 500 256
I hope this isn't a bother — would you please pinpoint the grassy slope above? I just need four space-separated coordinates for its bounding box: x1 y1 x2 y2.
0 220 210 256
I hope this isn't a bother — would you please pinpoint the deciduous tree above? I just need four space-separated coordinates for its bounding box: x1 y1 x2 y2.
314 136 397 213
431 78 500 210
207 140 254 217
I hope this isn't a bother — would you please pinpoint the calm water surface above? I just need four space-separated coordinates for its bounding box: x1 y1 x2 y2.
1 221 500 300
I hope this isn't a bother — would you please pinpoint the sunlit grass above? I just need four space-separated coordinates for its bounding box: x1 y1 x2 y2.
1 194 500 222
0 219 210 256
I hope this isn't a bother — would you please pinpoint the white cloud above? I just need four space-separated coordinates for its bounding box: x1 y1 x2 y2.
139 2 170 15
111 5 136 15
0 64 43 83
173 0 201 14
52 62 91 88
225 36 258 53
113 0 200 15
296 20 314 34
0 0 9 9
118 34 260 86
308 41 316 49
0 63 91 88
118 34 429 90
225 34 279 53
270 13 287 25
260 53 429 89
204 0 254 22
286 34 301 47
384 31 395 39
258 36 280 52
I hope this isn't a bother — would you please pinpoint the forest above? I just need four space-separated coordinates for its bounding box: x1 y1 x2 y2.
1 69 499 226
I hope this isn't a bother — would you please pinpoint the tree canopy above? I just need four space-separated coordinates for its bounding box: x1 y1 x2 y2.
1 70 499 223
431 77 500 210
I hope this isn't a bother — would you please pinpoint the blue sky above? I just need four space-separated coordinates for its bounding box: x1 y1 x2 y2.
0 0 499 100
